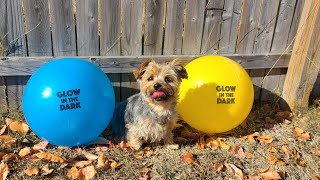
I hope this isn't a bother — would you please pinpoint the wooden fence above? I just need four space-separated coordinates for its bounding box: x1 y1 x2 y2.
0 0 318 112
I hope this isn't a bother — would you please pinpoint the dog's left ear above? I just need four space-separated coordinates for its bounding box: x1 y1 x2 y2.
169 59 188 80
133 60 152 80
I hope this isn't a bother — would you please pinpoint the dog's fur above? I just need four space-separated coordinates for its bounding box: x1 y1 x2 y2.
111 59 188 150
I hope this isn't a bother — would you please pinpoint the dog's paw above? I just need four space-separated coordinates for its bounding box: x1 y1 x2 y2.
166 144 179 150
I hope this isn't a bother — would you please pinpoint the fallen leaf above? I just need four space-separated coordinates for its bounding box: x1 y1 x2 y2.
32 141 49 151
110 160 122 169
81 150 99 160
197 136 205 149
247 132 260 143
79 165 97 180
144 147 154 157
9 121 29 135
251 168 282 180
67 167 79 180
19 147 32 157
281 145 291 159
5 118 13 126
0 135 16 148
276 160 285 166
314 176 319 180
0 125 6 135
0 152 5 159
33 152 66 163
259 135 273 144
24 167 39 176
218 138 231 150
205 137 220 149
293 127 312 140
119 141 128 149
230 145 246 159
97 154 106 168
245 152 254 159
180 152 197 164
212 162 223 173
2 153 19 163
224 163 244 180
267 156 278 165
0 162 9 180
74 161 93 168
40 164 54 176
313 150 320 157
94 146 109 152
267 146 278 153
140 162 153 180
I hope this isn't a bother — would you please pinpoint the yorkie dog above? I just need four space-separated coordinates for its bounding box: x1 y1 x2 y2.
111 59 188 150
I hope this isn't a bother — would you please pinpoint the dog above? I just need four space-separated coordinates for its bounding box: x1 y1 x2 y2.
111 59 188 150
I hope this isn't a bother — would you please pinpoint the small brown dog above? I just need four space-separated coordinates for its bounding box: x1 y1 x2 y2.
111 59 188 150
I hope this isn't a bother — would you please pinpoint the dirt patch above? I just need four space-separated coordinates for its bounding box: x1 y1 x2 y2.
0 103 319 179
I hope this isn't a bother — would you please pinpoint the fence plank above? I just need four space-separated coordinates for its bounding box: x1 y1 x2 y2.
219 0 242 54
201 0 224 54
50 0 76 56
163 0 184 55
236 0 260 53
144 0 165 55
0 0 8 111
0 54 291 75
270 0 297 53
182 0 206 55
121 0 143 100
76 0 98 56
287 0 304 51
24 0 52 56
100 0 121 56
2 0 28 110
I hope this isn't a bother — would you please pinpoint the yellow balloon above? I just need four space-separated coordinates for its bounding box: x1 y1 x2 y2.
177 55 254 134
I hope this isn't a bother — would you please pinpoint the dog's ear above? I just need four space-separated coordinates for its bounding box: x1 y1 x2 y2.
169 59 188 80
133 60 152 80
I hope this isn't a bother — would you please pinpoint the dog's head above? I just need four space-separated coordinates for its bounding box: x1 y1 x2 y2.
133 59 188 106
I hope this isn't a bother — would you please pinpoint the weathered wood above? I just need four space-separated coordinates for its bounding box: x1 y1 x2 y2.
100 0 121 56
163 0 184 55
236 0 261 53
24 0 52 56
0 54 291 75
252 0 281 101
121 0 143 100
270 0 297 53
50 0 77 56
282 0 320 111
0 0 8 111
182 0 206 55
201 0 224 54
76 0 99 56
121 0 143 56
219 0 242 54
287 0 305 51
144 0 165 55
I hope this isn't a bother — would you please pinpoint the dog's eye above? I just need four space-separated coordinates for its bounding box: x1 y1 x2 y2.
147 76 153 81
165 77 172 83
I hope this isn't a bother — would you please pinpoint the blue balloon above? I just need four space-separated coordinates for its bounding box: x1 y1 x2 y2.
22 58 115 146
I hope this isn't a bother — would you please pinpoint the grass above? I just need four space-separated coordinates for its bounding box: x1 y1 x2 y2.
0 102 319 180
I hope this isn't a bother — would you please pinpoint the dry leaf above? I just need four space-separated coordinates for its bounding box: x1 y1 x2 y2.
74 161 93 168
251 168 282 180
281 145 291 159
212 162 223 173
119 141 128 149
97 154 106 168
180 152 197 164
224 163 244 180
248 132 260 143
2 153 18 163
67 167 79 180
218 138 231 150
94 146 109 152
24 168 39 176
140 162 153 180
267 146 278 153
5 118 13 126
34 152 66 163
205 137 220 149
79 165 97 180
230 145 246 159
32 141 49 151
276 160 285 166
19 147 32 157
9 121 29 135
0 135 16 148
144 147 154 157
314 176 319 180
110 160 122 169
245 152 254 159
267 156 278 165
81 151 99 160
293 127 312 140
0 152 5 159
0 162 9 180
197 136 205 149
41 164 54 176
259 135 273 144
0 125 6 135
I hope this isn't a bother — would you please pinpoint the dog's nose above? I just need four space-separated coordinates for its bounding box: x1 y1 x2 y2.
154 83 162 90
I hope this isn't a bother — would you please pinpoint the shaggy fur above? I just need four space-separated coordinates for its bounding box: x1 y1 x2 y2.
111 59 188 150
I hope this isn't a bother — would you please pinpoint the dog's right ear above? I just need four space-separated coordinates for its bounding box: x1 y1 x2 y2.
133 60 152 80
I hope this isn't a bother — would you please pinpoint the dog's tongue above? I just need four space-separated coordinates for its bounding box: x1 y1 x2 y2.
151 91 166 99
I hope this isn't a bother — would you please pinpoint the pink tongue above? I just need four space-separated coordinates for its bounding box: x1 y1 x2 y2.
151 91 166 99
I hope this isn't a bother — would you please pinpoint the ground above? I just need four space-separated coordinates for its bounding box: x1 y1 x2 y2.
0 102 319 180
